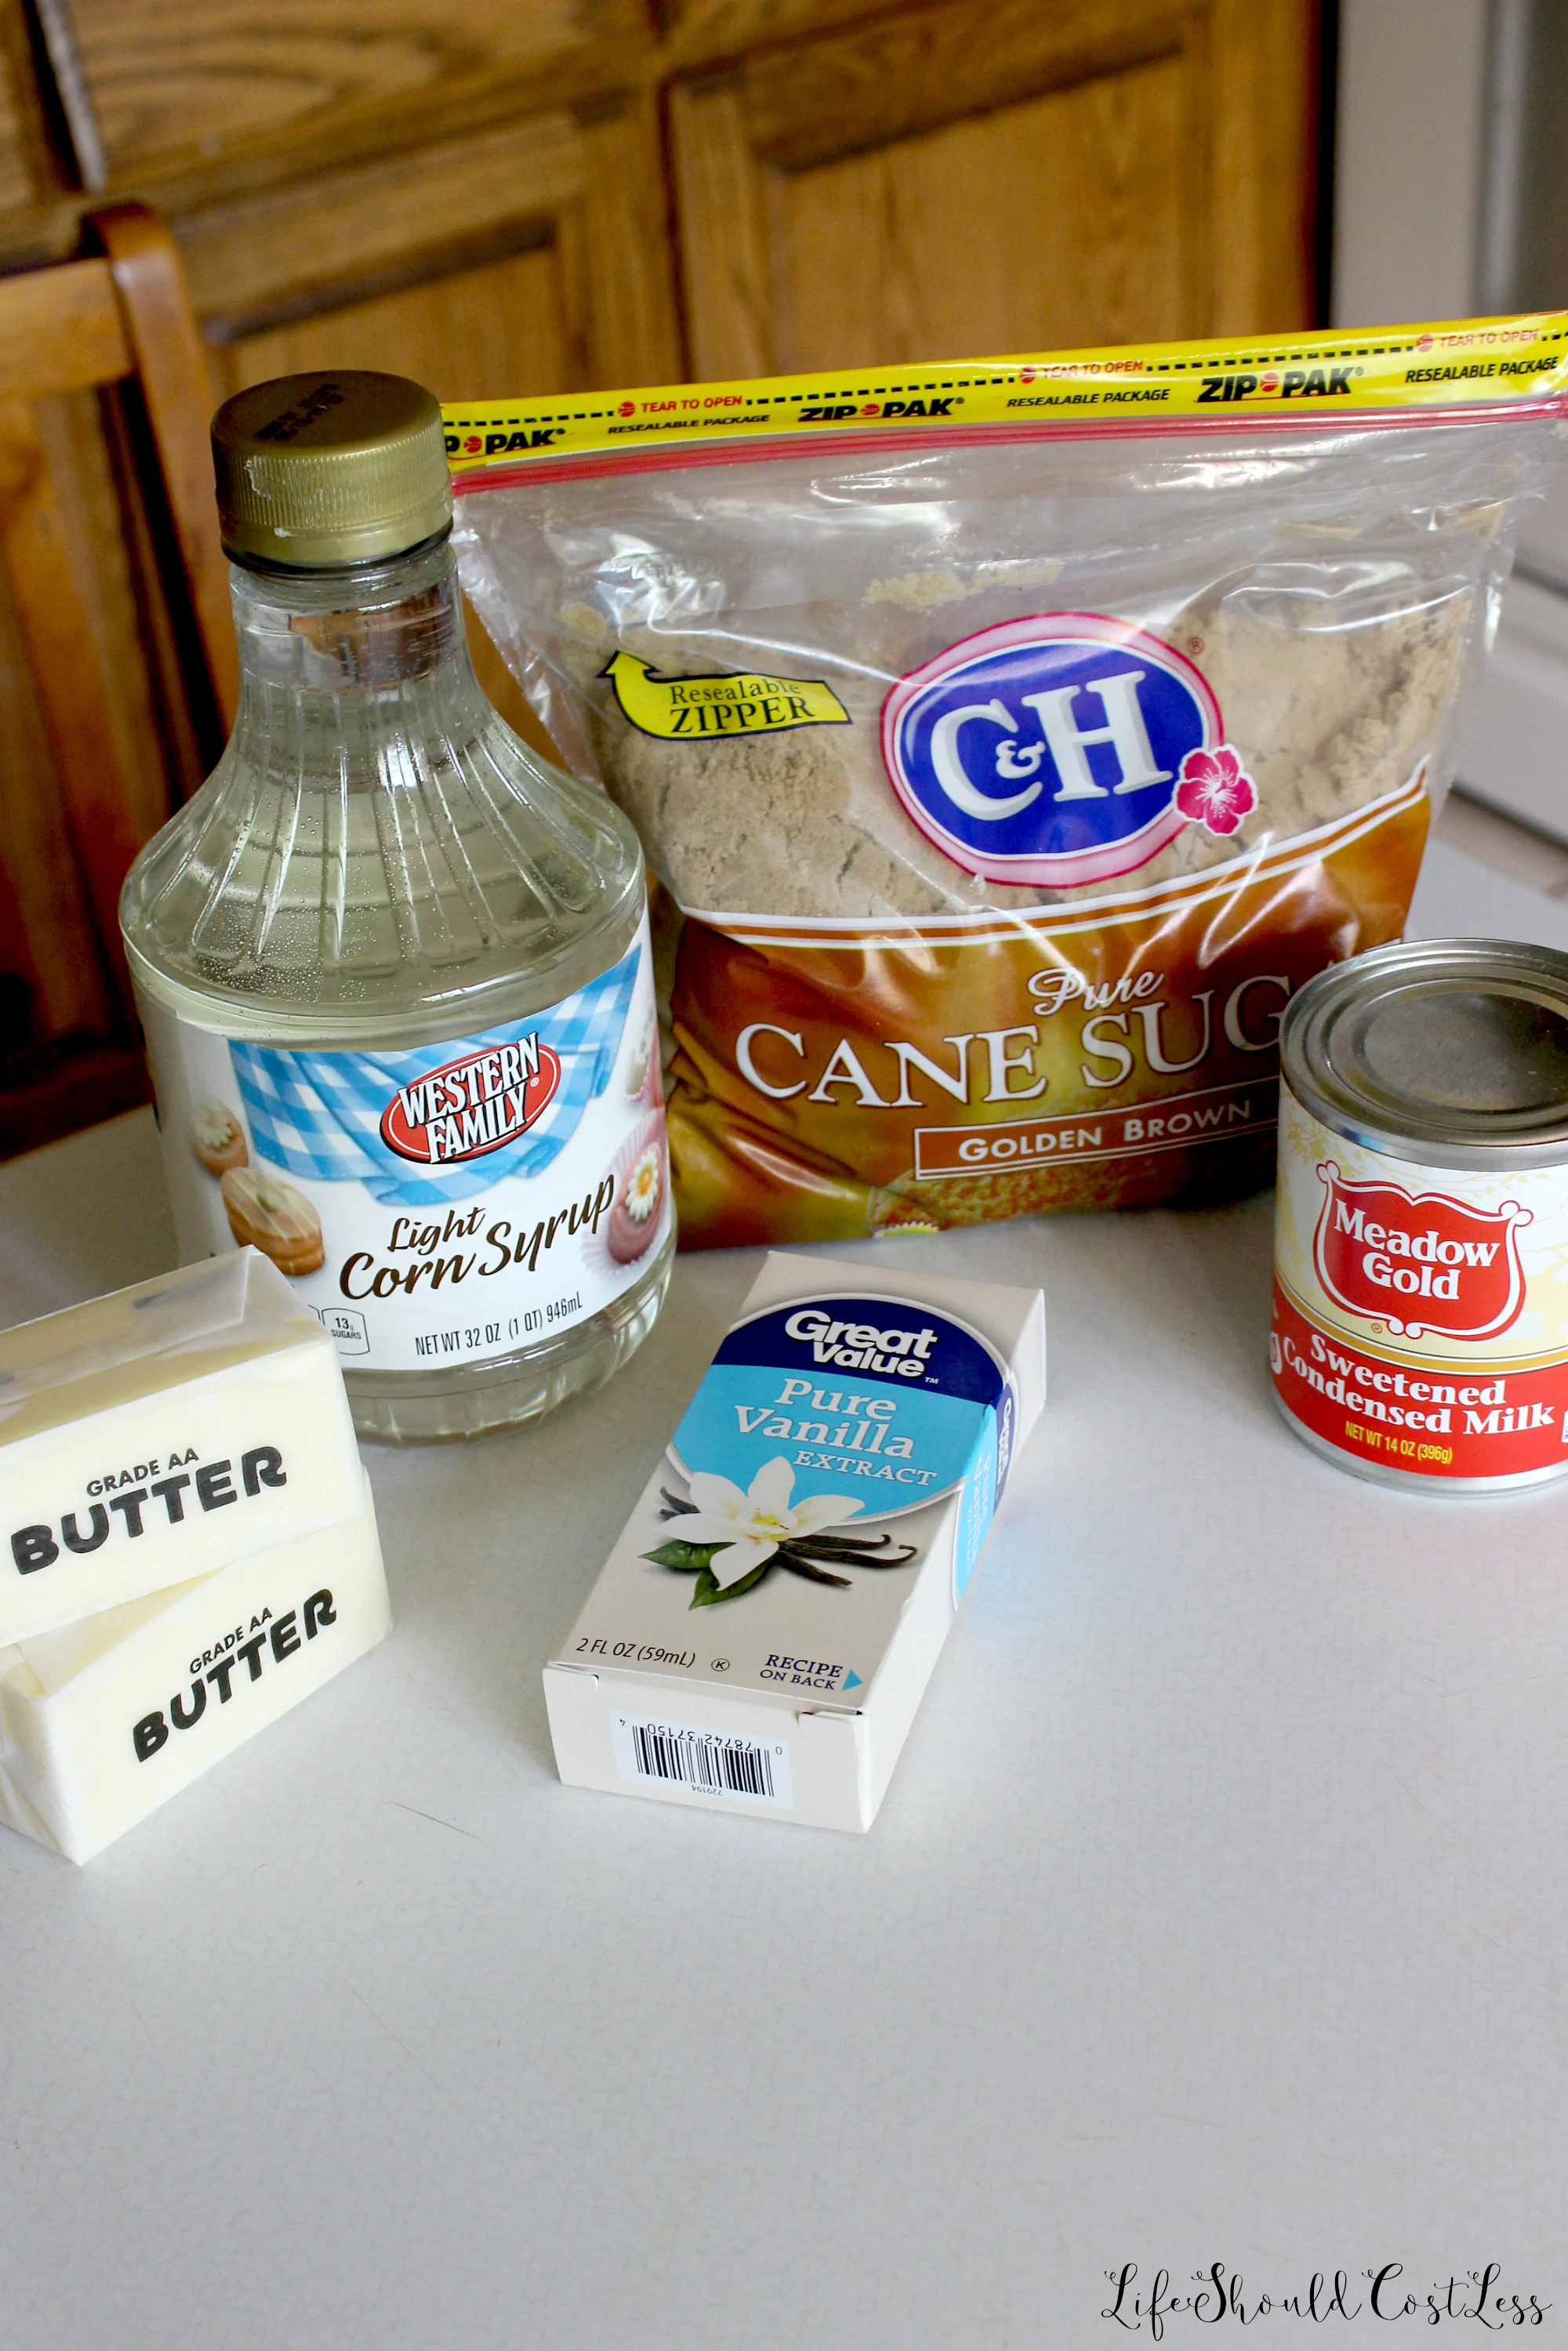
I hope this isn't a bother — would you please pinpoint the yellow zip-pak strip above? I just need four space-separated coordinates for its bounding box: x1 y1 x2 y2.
444 313 1568 474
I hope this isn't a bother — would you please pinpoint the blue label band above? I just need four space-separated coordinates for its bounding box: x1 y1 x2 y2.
228 943 640 1208
670 1293 1015 1605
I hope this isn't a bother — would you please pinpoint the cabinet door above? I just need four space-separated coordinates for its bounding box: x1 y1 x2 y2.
175 101 681 744
670 0 1316 379
180 103 679 401
56 0 651 186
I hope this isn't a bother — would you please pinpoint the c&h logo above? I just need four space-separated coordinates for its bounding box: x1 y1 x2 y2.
880 612 1255 889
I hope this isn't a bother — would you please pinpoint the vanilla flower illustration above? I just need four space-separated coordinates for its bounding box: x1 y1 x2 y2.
677 1457 861 1588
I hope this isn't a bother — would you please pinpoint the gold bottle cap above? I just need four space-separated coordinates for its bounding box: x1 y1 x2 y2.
211 372 452 568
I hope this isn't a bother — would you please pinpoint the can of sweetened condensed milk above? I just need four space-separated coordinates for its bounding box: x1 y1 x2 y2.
1272 938 1568 1493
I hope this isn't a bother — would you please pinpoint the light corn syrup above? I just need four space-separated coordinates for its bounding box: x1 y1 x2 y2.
123 537 672 1442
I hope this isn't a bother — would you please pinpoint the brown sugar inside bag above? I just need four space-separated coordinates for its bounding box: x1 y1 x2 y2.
450 334 1568 1247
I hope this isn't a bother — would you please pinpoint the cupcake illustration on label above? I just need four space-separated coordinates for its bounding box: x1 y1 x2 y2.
190 1099 248 1176
607 1115 667 1264
220 1166 325 1275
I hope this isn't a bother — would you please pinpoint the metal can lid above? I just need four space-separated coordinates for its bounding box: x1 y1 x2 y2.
210 372 452 568
1281 937 1568 1169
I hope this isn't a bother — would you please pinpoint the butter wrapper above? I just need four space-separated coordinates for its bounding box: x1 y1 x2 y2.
0 1250 364 1645
545 1251 1045 1831
0 1474 389 1863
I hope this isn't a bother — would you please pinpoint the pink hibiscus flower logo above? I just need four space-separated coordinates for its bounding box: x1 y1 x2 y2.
1174 744 1257 836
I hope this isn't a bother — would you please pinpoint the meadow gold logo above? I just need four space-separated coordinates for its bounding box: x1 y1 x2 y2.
1312 1165 1530 1341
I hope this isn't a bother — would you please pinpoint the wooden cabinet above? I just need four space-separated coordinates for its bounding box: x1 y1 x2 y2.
178 96 685 746
0 0 1321 366
181 101 682 407
52 0 649 187
670 0 1314 376
0 0 1322 1152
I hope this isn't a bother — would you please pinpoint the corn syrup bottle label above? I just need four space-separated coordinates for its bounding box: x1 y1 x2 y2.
139 919 669 1373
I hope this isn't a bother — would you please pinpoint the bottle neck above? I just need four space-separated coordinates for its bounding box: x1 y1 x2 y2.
227 533 483 714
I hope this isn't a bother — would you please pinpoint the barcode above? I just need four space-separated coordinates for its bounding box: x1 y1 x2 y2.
612 1714 793 1809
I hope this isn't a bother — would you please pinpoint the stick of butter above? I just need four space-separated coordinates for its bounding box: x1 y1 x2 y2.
0 1250 364 1645
545 1252 1046 1832
0 1475 389 1862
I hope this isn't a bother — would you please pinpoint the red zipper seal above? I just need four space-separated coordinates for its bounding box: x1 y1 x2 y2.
452 396 1568 497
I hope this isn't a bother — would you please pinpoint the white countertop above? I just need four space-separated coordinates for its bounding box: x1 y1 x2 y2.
2 1107 1566 2349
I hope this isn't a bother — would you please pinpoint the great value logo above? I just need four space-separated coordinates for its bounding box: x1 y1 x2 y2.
880 613 1256 888
782 1306 940 1376
379 1037 561 1166
1312 1163 1531 1341
710 1293 1011 1409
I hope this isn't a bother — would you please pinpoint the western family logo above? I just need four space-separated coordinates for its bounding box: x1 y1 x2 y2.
379 1037 561 1166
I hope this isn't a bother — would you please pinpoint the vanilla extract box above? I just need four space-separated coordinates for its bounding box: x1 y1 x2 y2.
544 1253 1046 1832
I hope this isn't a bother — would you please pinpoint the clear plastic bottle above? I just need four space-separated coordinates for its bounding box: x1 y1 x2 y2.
122 372 673 1442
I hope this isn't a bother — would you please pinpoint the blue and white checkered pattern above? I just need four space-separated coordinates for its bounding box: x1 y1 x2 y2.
230 942 641 1206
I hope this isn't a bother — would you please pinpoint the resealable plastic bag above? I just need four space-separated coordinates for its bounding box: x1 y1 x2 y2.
450 320 1568 1246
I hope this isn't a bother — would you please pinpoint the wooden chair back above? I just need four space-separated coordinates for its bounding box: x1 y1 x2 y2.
0 204 234 1159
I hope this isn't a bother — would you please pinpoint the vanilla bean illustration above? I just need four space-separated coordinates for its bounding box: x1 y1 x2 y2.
777 1553 853 1587
786 1537 918 1567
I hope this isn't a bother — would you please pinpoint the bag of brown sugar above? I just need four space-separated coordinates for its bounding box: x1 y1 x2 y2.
448 321 1568 1247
